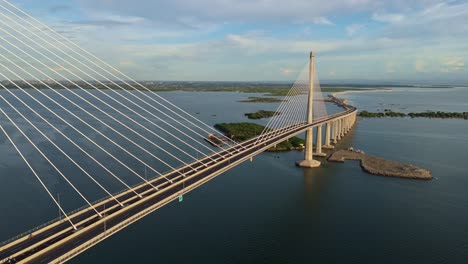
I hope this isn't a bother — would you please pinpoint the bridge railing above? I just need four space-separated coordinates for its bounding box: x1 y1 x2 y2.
0 172 165 248
0 102 357 250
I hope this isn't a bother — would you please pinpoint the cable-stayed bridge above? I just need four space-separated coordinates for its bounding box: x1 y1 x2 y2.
0 1 357 263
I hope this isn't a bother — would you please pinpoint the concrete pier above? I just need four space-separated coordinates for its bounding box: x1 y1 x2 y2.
332 120 338 144
347 117 350 133
342 119 345 135
297 51 320 168
315 124 326 156
337 119 342 140
323 122 334 149
328 112 359 146
344 118 347 133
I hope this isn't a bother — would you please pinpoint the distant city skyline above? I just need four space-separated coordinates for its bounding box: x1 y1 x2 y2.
5 0 468 84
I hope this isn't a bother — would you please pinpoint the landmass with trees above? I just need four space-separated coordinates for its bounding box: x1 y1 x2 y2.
244 110 278 119
359 109 468 119
238 97 284 103
214 122 305 151
0 80 374 98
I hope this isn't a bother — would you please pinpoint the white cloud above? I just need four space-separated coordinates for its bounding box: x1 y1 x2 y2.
441 57 465 72
385 62 396 73
78 0 442 26
313 17 334 25
346 24 364 37
372 13 404 24
380 1 468 38
226 34 256 47
21 0 465 83
71 24 468 81
119 60 137 67
68 12 147 28
415 59 428 72
280 68 294 76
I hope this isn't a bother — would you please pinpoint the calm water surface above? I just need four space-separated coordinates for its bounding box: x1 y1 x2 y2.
1 88 467 263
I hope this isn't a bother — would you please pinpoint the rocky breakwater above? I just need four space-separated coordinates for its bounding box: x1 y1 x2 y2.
328 149 432 180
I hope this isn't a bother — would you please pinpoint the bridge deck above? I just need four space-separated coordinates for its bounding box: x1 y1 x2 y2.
0 107 356 264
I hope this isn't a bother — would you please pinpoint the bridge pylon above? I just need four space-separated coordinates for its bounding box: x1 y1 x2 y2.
296 51 321 168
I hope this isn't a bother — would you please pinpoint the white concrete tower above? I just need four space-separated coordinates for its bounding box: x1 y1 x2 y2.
296 51 321 168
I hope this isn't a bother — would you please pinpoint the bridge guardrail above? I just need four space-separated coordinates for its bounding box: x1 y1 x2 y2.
0 97 357 254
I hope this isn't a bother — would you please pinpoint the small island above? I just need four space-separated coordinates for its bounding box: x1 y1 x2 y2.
244 110 279 119
214 122 305 151
408 111 468 119
328 149 432 180
239 97 284 103
359 109 406 117
359 110 468 119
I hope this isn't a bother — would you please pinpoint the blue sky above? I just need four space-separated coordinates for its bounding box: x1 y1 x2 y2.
4 0 468 83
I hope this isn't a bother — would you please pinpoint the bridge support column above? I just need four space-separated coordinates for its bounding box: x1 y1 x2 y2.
315 125 326 156
297 51 320 168
332 120 338 144
323 122 334 149
341 118 346 138
337 119 342 140
342 118 346 135
345 117 350 134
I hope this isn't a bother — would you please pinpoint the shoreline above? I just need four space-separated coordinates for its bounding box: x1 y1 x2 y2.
331 88 393 97
331 88 393 104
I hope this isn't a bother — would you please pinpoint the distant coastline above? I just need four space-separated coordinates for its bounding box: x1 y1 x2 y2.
239 97 284 103
331 88 393 104
1 80 401 98
331 88 393 97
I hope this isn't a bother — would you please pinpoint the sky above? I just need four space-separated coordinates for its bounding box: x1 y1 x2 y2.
3 0 468 83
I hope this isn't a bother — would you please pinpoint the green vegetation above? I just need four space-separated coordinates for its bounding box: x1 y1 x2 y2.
244 110 278 119
214 122 305 150
274 136 305 151
214 122 264 141
359 110 468 119
359 111 386 118
359 109 406 118
359 111 385 118
408 111 468 119
239 97 284 103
